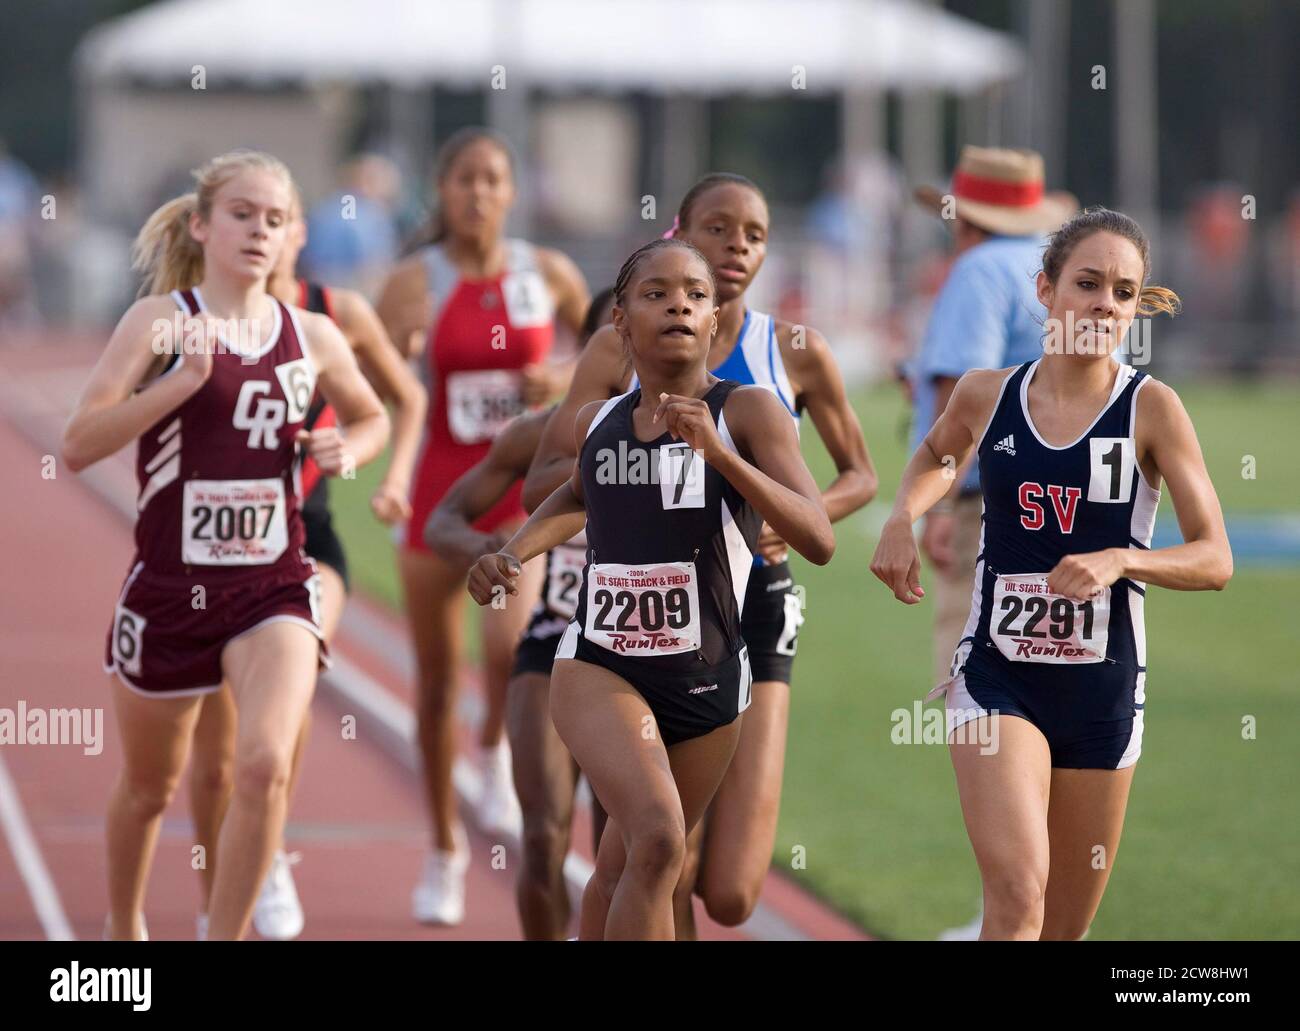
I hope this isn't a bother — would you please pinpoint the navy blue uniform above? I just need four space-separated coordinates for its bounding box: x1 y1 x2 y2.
943 359 1160 769
555 380 761 746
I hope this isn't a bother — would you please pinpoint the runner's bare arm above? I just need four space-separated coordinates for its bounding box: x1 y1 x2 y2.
870 368 1007 603
375 256 431 360
779 322 878 521
1052 380 1232 597
520 324 629 511
62 296 208 472
426 410 548 567
466 401 597 606
332 288 428 522
521 248 592 403
302 310 389 473
659 387 834 565
539 247 591 339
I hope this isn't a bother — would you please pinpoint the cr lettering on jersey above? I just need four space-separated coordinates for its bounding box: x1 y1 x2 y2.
233 381 287 449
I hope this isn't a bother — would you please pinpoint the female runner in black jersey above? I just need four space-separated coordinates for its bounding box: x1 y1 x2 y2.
467 239 833 939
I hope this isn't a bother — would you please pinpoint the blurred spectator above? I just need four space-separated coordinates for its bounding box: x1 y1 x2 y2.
1265 187 1300 347
299 153 402 297
0 138 41 328
1163 183 1273 373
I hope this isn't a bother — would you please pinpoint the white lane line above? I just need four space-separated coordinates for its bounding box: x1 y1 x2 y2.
0 750 77 940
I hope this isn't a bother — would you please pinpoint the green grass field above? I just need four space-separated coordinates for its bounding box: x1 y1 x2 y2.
330 378 1300 940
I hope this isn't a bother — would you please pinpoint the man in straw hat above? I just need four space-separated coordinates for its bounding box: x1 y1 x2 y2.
909 146 1077 704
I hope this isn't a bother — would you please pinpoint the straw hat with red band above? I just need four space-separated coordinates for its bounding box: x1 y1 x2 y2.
914 146 1078 236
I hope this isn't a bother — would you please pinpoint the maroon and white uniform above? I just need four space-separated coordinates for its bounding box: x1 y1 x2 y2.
104 287 328 696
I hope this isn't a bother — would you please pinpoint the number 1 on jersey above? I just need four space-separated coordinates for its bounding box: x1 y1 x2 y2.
1088 437 1134 503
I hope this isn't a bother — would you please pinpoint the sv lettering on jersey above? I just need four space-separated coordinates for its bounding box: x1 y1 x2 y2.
1019 482 1083 533
233 381 287 449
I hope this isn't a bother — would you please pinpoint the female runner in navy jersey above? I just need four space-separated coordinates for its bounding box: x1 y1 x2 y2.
468 239 834 940
186 184 426 940
871 208 1232 940
64 151 389 940
521 174 875 936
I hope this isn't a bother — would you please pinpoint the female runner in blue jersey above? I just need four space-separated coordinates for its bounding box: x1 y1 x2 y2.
467 238 834 939
871 208 1232 940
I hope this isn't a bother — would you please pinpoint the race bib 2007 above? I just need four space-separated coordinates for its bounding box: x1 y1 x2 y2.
991 572 1109 664
182 478 288 566
584 561 700 656
446 369 524 445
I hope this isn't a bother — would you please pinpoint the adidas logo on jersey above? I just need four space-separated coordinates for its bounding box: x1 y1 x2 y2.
993 434 1016 456
689 683 719 695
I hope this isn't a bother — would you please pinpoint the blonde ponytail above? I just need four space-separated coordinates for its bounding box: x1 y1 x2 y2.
132 192 204 297
132 149 297 297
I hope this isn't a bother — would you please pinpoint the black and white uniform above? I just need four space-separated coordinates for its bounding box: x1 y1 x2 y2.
935 359 1160 769
512 530 586 677
296 280 350 592
632 309 804 683
555 380 762 746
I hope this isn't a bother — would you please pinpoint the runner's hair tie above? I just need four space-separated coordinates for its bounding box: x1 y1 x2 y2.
661 214 679 239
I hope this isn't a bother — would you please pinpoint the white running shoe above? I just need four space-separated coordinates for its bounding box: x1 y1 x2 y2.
196 912 209 941
938 905 984 941
412 829 469 926
476 742 520 836
252 849 305 940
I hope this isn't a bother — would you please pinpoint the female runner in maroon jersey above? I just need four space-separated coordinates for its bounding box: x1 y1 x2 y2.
186 184 426 940
376 128 588 924
63 150 390 941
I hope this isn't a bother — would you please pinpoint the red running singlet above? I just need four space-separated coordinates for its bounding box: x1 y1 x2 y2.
404 239 555 549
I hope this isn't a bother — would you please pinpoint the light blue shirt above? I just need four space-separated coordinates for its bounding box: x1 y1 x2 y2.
909 234 1048 493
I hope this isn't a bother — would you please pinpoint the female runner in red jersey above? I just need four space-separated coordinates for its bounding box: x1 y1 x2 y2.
376 127 589 924
187 185 426 939
63 150 390 940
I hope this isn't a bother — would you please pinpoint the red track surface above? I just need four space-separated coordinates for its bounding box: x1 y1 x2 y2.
0 335 869 941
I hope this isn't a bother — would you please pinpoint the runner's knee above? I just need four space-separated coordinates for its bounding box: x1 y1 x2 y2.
120 771 182 821
983 866 1048 933
190 755 234 801
231 746 292 801
624 812 685 883
521 814 570 882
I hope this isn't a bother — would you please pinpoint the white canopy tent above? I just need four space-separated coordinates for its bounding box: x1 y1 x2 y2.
74 0 1024 232
77 0 1023 94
